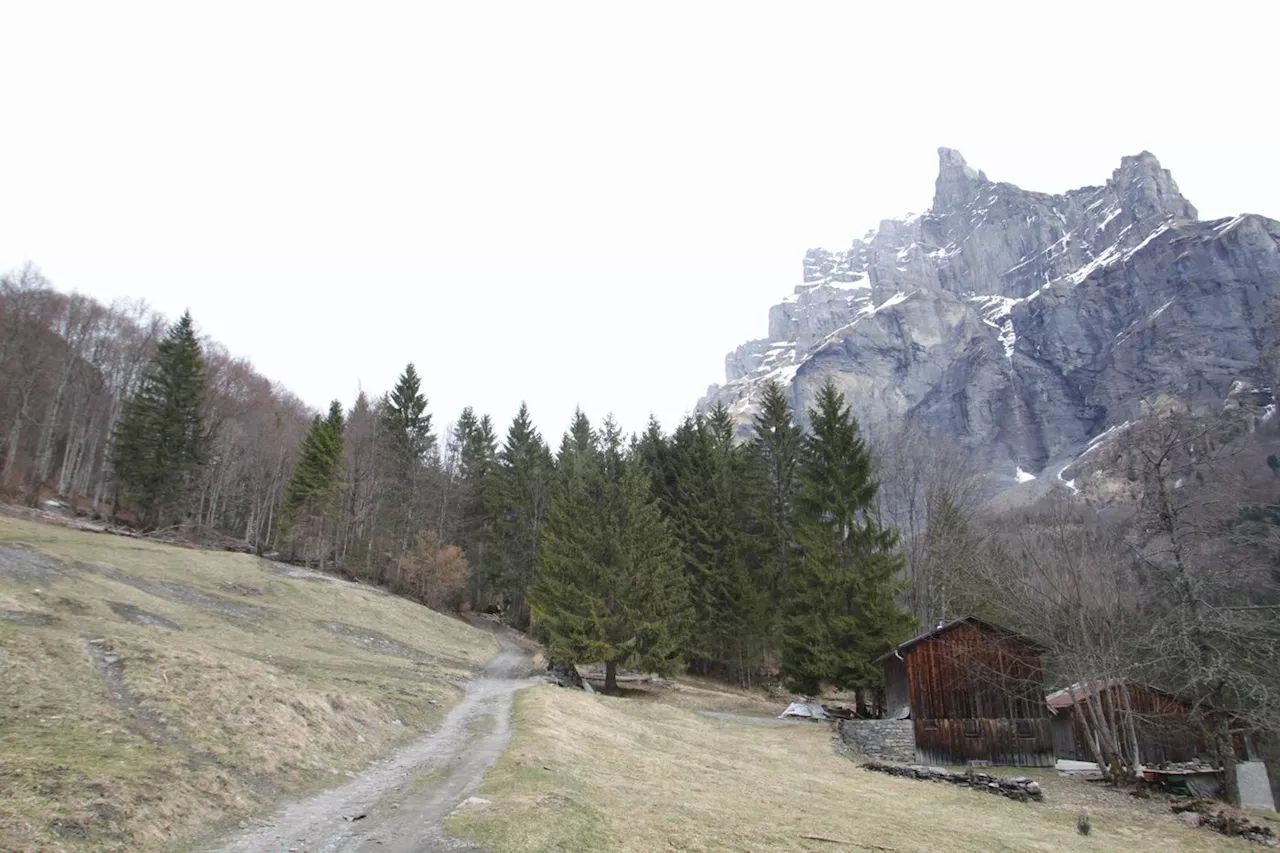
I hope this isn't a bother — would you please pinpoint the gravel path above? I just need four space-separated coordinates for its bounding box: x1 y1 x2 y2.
210 631 537 853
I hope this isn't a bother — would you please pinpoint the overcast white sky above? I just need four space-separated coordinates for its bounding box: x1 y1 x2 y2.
3 1 1277 440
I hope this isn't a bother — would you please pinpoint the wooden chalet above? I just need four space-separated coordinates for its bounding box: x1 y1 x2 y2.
876 617 1054 767
1047 681 1206 766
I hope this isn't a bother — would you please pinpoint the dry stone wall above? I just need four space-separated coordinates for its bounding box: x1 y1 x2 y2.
860 760 1045 803
838 719 917 763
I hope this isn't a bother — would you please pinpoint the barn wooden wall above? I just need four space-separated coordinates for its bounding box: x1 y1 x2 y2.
913 718 1056 767
1058 685 1205 765
884 655 909 714
904 622 1054 767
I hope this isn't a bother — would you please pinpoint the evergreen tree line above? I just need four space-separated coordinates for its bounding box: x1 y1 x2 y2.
1 268 917 696
526 382 917 696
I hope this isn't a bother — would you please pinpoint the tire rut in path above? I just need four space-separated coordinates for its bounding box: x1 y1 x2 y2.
211 633 537 853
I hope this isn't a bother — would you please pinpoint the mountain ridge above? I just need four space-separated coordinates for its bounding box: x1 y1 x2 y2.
699 148 1280 491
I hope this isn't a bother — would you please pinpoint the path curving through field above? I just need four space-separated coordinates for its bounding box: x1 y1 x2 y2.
211 630 536 853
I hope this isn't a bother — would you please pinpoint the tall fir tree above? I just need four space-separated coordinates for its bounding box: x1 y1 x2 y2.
340 390 381 572
752 379 803 616
380 363 436 557
111 311 208 529
666 406 769 683
284 401 345 517
633 414 678 512
483 402 554 628
283 401 345 554
528 411 690 693
453 407 499 604
383 363 434 460
781 379 915 697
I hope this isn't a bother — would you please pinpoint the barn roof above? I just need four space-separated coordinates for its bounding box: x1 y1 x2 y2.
1045 679 1118 711
1045 679 1186 711
873 616 1046 664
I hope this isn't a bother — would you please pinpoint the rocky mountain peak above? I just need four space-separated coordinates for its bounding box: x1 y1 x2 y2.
1111 150 1198 222
700 149 1280 496
933 147 990 212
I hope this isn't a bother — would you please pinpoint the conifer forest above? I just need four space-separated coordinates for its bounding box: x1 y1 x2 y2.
0 265 919 693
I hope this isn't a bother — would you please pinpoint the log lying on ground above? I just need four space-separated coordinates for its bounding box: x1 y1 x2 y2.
860 760 1043 802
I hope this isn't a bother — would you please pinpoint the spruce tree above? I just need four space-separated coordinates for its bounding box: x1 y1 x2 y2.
283 400 346 543
380 363 435 555
633 414 678 512
340 391 380 573
781 379 915 697
111 311 208 529
666 407 769 682
453 407 499 601
752 379 803 612
528 411 690 693
450 409 494 535
383 363 434 461
483 402 554 628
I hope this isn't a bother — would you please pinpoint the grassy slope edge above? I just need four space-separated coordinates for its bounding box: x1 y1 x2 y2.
0 516 498 852
447 685 1251 853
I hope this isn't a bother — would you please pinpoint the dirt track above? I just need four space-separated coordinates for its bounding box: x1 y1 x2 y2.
210 630 536 853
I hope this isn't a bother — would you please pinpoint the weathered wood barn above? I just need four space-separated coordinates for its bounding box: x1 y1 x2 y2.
1046 680 1205 766
1043 679 1263 769
876 617 1054 767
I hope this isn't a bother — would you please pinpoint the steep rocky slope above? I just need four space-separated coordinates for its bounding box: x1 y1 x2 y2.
700 148 1280 487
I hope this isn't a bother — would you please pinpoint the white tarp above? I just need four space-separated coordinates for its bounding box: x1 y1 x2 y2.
779 702 827 720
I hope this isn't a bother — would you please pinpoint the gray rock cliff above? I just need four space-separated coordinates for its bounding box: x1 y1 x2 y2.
699 148 1280 488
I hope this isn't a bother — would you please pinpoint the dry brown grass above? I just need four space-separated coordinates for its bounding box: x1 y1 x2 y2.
448 685 1254 852
0 516 498 852
629 673 789 718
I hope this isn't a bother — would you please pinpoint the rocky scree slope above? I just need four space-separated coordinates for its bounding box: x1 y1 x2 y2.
699 148 1280 490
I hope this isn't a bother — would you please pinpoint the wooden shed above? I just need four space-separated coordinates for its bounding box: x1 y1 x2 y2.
1047 681 1206 766
876 617 1054 767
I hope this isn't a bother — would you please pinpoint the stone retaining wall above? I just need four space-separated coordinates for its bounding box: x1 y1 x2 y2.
860 760 1044 802
838 719 917 763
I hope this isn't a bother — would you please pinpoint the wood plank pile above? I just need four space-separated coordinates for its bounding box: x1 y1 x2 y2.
860 759 1043 802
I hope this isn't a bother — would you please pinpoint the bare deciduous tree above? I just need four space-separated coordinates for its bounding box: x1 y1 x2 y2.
952 493 1151 780
1123 398 1280 804
869 422 987 627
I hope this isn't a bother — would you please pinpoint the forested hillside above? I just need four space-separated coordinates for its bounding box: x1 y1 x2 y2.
0 264 914 696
